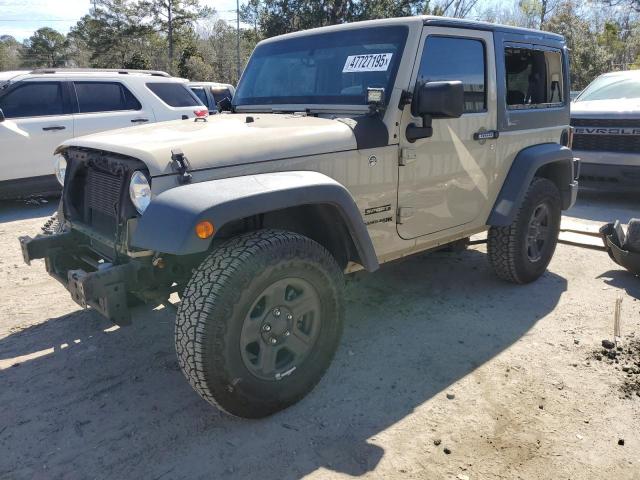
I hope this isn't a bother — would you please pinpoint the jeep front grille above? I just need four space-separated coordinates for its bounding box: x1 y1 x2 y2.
87 169 123 217
63 148 147 254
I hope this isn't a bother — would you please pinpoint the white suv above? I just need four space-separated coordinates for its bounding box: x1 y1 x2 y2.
0 69 206 199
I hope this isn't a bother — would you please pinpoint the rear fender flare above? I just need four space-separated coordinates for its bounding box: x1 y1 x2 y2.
488 143 575 227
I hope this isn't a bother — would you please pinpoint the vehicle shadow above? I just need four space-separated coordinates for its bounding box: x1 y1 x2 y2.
0 248 567 480
0 199 56 224
597 268 640 300
565 190 638 224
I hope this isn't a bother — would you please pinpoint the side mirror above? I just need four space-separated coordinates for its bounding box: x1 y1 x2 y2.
0 108 5 123
406 81 464 142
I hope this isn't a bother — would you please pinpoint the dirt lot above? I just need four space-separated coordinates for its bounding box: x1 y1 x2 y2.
1 192 639 480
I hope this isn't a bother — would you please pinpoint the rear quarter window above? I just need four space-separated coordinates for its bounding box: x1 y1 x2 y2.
505 47 564 108
211 87 233 105
146 82 202 107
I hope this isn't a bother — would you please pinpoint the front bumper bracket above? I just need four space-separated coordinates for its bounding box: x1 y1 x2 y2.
19 233 140 325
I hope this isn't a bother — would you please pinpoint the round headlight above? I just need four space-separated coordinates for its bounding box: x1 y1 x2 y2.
129 171 151 214
54 156 66 186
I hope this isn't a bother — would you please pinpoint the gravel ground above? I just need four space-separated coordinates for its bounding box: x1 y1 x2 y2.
0 191 639 480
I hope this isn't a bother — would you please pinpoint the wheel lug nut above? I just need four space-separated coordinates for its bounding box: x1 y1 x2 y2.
270 337 277 345
263 324 271 332
284 330 290 337
273 308 281 317
286 314 293 321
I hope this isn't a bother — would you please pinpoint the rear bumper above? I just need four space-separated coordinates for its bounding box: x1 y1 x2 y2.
19 232 145 324
563 157 580 210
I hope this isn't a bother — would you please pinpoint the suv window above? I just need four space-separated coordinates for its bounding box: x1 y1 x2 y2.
0 81 65 118
74 82 142 113
190 87 210 108
211 87 232 106
505 47 564 108
146 82 202 107
417 36 486 114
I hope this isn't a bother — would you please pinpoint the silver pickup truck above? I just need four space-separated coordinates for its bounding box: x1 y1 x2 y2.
571 70 640 190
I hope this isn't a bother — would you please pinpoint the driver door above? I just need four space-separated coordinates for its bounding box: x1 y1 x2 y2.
397 27 498 239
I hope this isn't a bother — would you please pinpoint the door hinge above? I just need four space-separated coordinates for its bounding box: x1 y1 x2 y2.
396 206 415 224
399 148 417 166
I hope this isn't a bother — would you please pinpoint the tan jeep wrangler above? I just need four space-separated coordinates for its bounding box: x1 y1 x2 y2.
20 16 578 418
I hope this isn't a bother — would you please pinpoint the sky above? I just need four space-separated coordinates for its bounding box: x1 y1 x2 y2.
0 0 241 41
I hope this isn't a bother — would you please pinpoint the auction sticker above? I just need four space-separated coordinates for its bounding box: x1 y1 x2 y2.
343 53 393 73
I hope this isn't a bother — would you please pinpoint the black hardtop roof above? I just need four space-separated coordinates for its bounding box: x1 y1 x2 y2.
423 16 565 42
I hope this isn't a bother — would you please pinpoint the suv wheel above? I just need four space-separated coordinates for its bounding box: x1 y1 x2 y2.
487 177 561 284
176 229 344 418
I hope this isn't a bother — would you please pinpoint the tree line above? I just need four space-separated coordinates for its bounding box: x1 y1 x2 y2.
0 0 639 89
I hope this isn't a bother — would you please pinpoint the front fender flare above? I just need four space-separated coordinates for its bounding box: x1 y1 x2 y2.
131 171 379 272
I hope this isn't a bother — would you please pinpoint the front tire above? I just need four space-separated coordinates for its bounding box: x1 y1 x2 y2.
176 230 344 418
487 177 561 284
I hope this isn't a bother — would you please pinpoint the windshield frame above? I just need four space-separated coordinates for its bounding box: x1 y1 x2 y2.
233 25 409 111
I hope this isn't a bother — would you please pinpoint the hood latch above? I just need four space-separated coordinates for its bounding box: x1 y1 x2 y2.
171 149 192 185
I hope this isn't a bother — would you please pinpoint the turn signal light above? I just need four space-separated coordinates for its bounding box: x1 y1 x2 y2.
195 220 215 239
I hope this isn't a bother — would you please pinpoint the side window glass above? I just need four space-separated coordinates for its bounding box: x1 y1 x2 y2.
505 47 564 108
211 88 233 105
0 82 65 118
417 36 486 114
75 82 142 113
146 82 202 107
190 87 210 108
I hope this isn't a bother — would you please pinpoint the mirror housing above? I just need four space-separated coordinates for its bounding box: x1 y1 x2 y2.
0 108 5 123
406 81 465 142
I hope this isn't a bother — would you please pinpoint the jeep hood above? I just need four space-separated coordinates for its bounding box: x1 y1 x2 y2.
58 114 358 176
571 98 640 119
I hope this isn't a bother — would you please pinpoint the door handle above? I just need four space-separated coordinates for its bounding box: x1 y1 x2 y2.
473 130 499 141
131 118 149 123
42 126 66 131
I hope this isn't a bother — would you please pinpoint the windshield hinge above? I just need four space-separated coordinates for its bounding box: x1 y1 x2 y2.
171 149 192 184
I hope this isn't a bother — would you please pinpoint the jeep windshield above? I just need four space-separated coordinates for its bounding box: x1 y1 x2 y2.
575 73 640 102
234 26 408 111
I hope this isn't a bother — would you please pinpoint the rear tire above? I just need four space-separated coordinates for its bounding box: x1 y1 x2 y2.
487 177 561 284
176 229 344 418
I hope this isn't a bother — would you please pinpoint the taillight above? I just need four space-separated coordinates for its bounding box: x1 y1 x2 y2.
194 109 209 118
568 126 574 149
561 127 573 148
